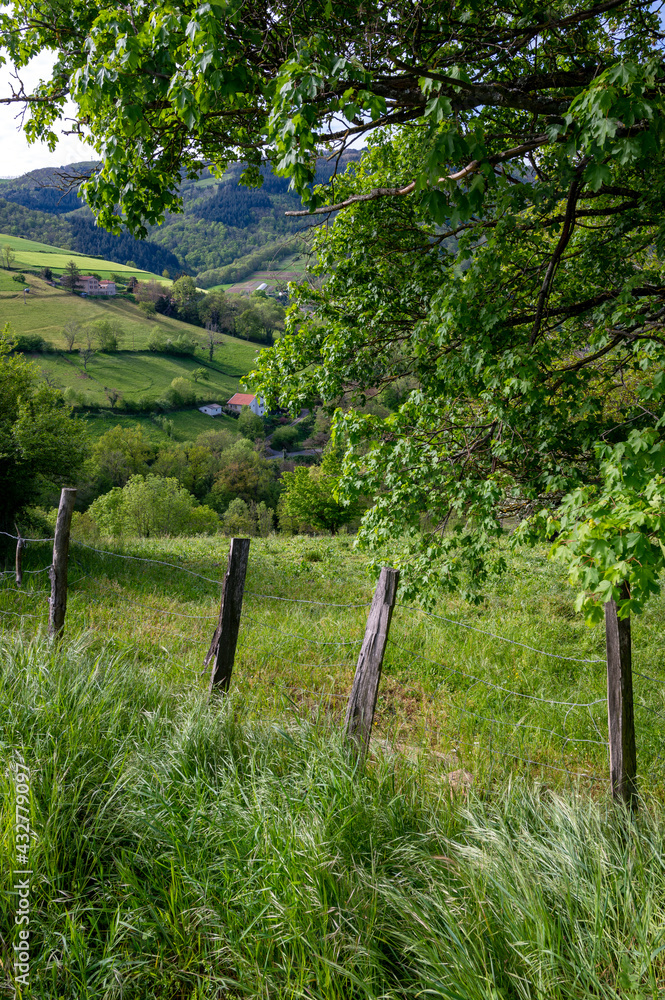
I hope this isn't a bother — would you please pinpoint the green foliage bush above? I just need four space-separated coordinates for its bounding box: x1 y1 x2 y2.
12 333 47 353
168 376 196 406
94 319 122 352
0 325 87 530
278 452 361 534
237 406 264 440
147 332 198 356
222 497 256 535
89 474 219 537
270 425 299 451
205 439 279 513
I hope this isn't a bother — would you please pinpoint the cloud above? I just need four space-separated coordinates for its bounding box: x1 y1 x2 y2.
0 50 92 176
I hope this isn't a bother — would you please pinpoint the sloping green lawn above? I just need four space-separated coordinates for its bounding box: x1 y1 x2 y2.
0 233 162 280
36 350 246 407
0 270 261 370
83 408 238 444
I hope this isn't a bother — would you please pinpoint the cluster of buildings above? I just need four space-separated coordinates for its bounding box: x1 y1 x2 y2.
59 274 117 296
199 393 265 417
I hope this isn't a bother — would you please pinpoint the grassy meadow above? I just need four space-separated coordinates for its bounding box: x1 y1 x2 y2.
3 533 665 790
2 534 665 996
0 269 261 426
0 233 164 281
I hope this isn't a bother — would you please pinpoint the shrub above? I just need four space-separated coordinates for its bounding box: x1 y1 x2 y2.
12 272 26 284
270 425 299 451
12 333 47 353
256 501 274 537
94 320 122 352
168 377 196 406
222 497 256 535
237 406 264 440
147 333 198 356
89 475 219 537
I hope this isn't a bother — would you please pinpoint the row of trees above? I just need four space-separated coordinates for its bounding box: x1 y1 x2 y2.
136 280 286 348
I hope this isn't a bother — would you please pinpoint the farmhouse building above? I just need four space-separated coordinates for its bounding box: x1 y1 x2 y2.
199 403 224 417
226 392 266 416
58 274 117 296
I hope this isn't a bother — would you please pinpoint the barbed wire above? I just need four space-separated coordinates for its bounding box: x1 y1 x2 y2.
242 615 364 647
0 607 45 619
246 591 372 608
0 530 53 543
387 637 607 709
80 593 219 620
447 735 608 782
72 541 225 586
396 604 606 664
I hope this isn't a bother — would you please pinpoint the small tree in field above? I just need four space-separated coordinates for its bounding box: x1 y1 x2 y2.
62 320 80 351
222 497 256 536
61 260 81 294
2 245 15 270
79 345 96 372
256 501 274 537
278 453 361 535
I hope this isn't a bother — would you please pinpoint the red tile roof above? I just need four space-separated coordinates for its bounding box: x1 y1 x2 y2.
227 393 256 405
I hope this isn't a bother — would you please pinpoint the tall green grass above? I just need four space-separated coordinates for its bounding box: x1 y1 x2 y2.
3 534 665 789
1 633 665 998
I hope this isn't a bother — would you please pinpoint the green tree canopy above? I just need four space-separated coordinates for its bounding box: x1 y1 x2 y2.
89 474 219 537
7 0 665 615
278 453 361 535
61 259 81 294
0 326 87 530
91 424 155 489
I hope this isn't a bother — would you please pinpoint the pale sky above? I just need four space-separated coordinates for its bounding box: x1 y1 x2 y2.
0 51 91 177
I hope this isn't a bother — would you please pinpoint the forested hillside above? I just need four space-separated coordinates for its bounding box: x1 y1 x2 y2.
0 153 361 282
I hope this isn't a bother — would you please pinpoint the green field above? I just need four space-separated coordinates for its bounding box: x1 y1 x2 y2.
37 350 246 409
3 533 665 789
1 535 665 996
0 269 258 359
1 268 262 426
0 233 164 281
83 406 239 442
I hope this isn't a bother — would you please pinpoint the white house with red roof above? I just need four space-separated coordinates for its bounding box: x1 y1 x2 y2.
226 392 266 416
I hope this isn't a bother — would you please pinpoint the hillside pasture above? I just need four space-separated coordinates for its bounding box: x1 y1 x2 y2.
0 232 163 280
36 350 245 409
3 533 665 792
3 537 665 995
0 270 261 368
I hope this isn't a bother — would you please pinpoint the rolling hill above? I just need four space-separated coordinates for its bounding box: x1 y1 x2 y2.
1 267 262 441
0 233 169 282
0 153 361 283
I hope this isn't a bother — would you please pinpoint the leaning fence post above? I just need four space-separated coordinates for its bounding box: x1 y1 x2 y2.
605 582 637 809
205 537 250 694
48 487 77 638
345 566 399 753
15 534 25 587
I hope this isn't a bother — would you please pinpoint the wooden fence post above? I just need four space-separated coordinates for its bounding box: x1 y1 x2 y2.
48 488 77 638
15 534 25 587
605 582 637 809
345 566 399 752
205 537 250 694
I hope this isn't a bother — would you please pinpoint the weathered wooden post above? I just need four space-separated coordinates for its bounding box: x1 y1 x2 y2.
205 537 250 694
48 487 77 638
605 582 637 809
15 534 25 587
345 566 399 753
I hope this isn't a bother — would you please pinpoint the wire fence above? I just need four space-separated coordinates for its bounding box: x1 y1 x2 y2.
2 531 665 790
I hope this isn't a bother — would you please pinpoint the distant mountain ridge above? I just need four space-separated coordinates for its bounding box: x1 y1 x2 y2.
0 153 362 282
